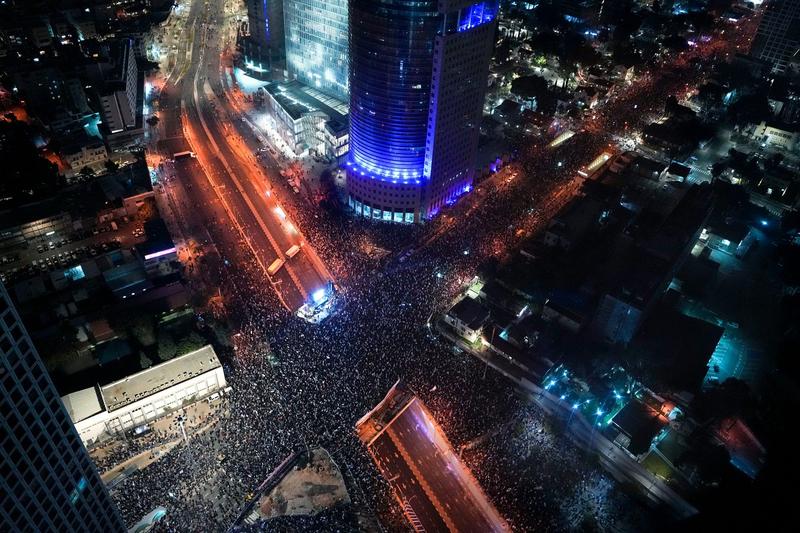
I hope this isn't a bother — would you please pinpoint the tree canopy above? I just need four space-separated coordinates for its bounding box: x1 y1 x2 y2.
0 120 62 206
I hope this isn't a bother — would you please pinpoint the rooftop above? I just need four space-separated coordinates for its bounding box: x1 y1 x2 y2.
61 385 105 423
135 218 176 259
547 195 604 245
101 345 221 412
666 162 691 179
612 400 668 455
634 306 724 393
265 80 348 125
448 297 491 331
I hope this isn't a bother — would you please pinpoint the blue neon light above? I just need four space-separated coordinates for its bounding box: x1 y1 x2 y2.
444 182 473 206
458 2 497 32
346 161 422 185
348 0 440 186
263 0 270 41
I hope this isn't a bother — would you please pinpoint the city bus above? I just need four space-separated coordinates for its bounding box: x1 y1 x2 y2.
267 257 285 276
285 244 301 258
173 151 196 161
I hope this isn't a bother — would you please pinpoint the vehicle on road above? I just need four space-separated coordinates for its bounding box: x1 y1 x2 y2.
267 257 285 276
285 244 301 258
173 151 196 161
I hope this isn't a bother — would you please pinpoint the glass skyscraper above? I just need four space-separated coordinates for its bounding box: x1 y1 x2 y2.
750 0 800 74
284 0 349 101
243 0 286 79
346 0 498 223
0 283 125 532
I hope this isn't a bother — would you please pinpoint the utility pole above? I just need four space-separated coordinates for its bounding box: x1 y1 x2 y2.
177 414 189 445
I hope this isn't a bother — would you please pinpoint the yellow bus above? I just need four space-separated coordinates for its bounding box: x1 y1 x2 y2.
267 258 285 276
285 244 301 258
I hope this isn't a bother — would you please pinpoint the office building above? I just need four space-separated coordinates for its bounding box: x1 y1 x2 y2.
243 0 286 78
750 0 800 74
99 38 139 135
346 0 498 223
0 283 125 532
284 0 349 101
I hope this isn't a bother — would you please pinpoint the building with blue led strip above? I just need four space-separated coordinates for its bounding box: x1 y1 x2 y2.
346 0 498 223
242 0 286 80
284 0 349 101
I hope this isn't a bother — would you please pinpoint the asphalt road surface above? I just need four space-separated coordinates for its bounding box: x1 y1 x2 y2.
156 0 331 311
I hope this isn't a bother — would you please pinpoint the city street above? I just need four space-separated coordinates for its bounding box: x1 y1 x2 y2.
109 1 765 531
153 0 332 311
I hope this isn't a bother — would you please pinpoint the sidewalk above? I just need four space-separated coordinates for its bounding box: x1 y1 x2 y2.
92 398 228 484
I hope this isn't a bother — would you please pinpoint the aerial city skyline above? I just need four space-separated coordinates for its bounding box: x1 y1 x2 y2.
1 0 799 531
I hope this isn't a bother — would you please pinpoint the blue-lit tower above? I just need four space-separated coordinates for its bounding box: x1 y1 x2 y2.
346 0 497 223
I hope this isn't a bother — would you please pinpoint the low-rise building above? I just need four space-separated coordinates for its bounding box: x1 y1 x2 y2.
62 345 227 446
263 80 349 162
641 120 698 159
542 294 590 333
543 196 605 251
701 220 754 257
661 162 691 183
749 121 798 151
135 219 178 277
610 399 669 458
444 297 491 343
62 132 108 178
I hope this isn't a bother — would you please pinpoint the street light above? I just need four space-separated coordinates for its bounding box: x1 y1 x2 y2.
176 415 189 445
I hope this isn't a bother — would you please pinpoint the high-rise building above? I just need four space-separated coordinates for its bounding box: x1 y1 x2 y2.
346 0 498 223
284 0 349 101
750 0 800 74
0 283 125 532
99 38 139 135
242 0 286 79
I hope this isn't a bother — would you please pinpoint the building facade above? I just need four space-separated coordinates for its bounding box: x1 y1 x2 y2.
264 80 349 161
99 38 139 135
284 0 349 101
0 283 125 532
62 345 228 446
243 0 286 78
63 135 108 177
750 0 800 74
346 0 497 223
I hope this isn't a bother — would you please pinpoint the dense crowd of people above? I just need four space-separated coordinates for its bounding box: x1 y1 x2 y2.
106 11 756 533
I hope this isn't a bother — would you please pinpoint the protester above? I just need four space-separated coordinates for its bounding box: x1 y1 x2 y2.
110 26 739 532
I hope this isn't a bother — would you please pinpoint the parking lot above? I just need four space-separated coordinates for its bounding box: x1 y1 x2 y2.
0 214 152 285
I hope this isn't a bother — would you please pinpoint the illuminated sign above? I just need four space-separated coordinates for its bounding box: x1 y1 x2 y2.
144 247 176 260
458 2 497 32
